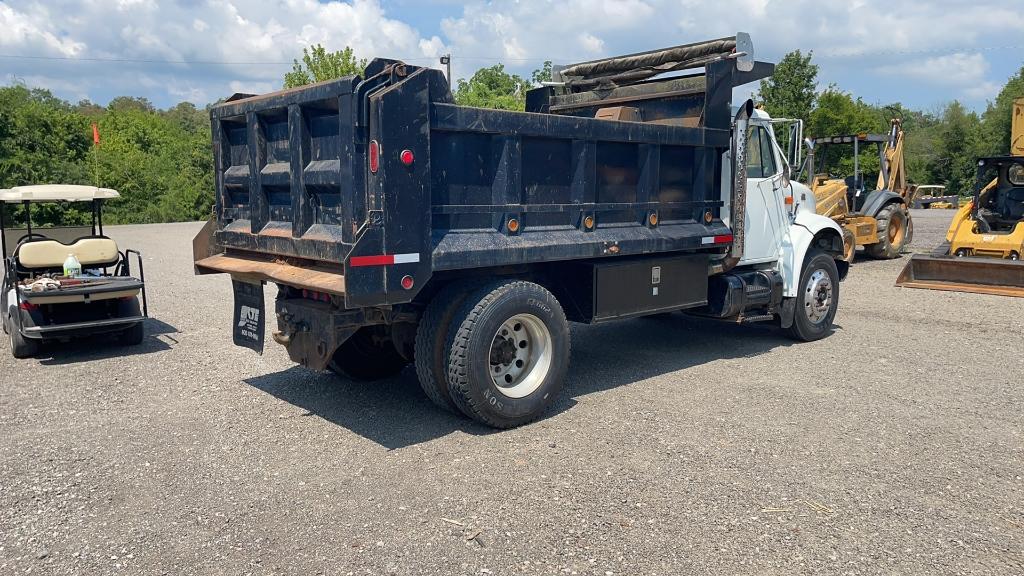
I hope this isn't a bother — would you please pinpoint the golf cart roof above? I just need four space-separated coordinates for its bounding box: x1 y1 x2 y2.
0 185 120 204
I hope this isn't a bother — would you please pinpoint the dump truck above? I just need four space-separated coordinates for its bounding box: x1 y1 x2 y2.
193 34 848 428
897 98 1024 297
807 119 913 261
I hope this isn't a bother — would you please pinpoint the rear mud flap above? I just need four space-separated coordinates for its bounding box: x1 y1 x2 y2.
232 279 265 353
896 254 1024 298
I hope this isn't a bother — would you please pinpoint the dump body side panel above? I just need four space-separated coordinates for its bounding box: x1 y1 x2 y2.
199 58 757 309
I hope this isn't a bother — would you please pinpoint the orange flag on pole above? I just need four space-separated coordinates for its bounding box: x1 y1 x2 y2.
92 122 100 145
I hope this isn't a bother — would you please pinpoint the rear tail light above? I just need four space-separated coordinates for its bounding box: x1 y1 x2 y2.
399 149 414 166
300 289 331 303
369 140 380 173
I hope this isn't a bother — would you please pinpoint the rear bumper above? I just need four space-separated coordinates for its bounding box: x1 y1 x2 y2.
21 315 144 340
195 253 346 296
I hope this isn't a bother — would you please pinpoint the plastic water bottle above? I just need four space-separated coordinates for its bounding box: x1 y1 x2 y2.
63 254 82 277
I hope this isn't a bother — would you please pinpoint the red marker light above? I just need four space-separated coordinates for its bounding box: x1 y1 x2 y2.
369 140 380 173
400 275 415 290
399 149 414 166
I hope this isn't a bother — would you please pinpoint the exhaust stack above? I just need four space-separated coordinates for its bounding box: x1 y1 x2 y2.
710 99 754 275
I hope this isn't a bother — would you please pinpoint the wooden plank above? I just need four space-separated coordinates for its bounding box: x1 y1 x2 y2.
195 253 346 295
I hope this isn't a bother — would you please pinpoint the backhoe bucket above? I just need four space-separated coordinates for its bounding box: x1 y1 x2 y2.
896 253 1024 298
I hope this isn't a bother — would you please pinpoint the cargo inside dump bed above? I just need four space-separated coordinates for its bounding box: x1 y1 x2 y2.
194 37 774 309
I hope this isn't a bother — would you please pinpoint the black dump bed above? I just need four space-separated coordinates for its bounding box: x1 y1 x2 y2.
195 35 773 308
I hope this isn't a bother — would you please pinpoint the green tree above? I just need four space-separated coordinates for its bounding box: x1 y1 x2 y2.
929 101 983 195
807 89 888 179
978 65 1024 156
454 64 531 110
284 44 367 88
757 50 818 121
532 61 553 85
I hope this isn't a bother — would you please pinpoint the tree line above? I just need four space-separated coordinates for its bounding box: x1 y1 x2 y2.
758 50 1024 195
1 44 1020 227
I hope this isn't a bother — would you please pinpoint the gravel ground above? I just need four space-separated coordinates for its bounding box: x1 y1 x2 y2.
1 209 1022 575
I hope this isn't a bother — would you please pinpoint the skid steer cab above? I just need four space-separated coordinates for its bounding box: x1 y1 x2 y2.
1 185 149 358
897 156 1024 297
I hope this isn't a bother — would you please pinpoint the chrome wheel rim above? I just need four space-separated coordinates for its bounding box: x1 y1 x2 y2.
488 313 552 398
803 269 833 324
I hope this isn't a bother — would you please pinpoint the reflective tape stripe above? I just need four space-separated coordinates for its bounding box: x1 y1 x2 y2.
702 234 734 245
392 253 420 264
349 253 421 267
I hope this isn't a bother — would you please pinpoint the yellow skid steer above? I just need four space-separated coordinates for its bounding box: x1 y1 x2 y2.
896 98 1024 297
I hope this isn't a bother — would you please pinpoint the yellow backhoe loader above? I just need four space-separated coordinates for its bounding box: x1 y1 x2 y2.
896 98 1024 297
807 119 912 261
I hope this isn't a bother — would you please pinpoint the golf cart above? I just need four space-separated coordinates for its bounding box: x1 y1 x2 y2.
1 185 148 358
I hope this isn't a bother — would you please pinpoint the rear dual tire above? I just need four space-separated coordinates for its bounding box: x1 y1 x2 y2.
414 280 571 428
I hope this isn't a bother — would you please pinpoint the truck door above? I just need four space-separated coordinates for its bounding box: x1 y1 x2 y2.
742 125 789 263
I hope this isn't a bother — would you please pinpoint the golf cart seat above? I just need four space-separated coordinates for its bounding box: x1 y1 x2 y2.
16 236 120 272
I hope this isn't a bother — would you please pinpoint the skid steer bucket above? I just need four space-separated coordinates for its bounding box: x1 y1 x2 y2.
896 253 1024 297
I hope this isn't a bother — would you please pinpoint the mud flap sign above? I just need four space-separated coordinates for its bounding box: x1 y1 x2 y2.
232 279 265 354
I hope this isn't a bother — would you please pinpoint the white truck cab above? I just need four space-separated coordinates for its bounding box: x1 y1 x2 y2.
723 107 847 305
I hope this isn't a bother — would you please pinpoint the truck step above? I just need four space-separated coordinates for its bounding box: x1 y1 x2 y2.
739 313 775 323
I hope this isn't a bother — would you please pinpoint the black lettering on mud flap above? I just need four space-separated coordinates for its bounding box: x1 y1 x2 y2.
232 279 265 354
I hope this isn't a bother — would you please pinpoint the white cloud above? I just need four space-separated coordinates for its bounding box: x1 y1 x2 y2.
0 0 448 104
879 53 990 85
0 3 85 57
877 52 1001 101
578 33 604 54
0 0 1021 108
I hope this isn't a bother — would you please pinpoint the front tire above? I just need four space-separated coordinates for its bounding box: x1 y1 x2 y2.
328 326 409 381
446 281 570 428
785 250 840 342
865 203 909 259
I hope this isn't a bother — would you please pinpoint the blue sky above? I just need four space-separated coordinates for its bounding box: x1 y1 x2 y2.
1 0 1022 112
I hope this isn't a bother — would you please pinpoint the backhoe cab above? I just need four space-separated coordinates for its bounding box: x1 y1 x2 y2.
806 119 912 261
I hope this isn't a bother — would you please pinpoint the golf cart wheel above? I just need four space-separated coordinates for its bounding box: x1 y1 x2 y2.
785 249 840 342
7 306 39 359
865 203 909 259
328 325 408 381
1009 251 1020 261
955 248 970 257
119 297 145 345
446 280 570 429
120 322 145 346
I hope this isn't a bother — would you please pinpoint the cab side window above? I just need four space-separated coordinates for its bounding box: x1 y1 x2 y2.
746 127 778 179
